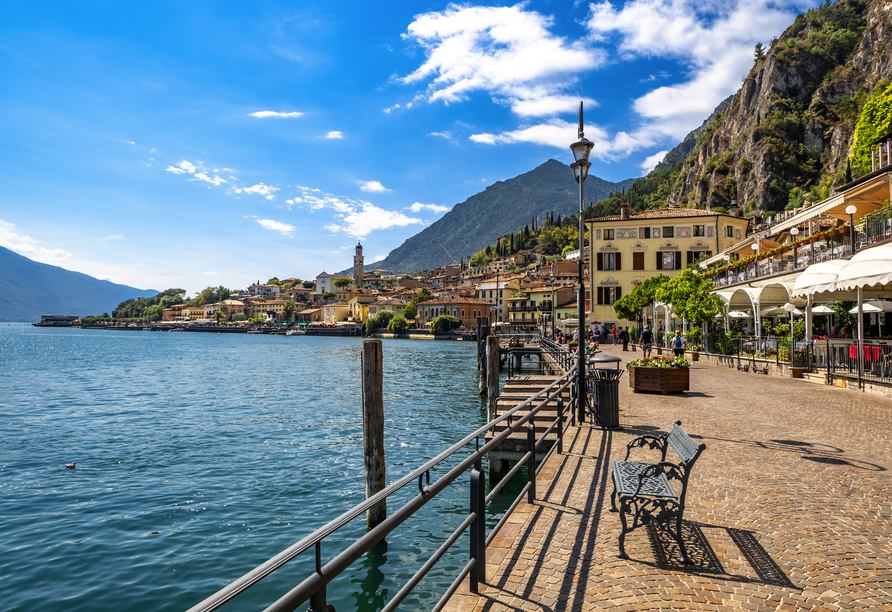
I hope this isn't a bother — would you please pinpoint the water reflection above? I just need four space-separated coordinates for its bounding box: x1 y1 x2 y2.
351 540 389 611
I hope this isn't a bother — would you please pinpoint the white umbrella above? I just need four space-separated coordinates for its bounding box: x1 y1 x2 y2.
761 306 804 316
727 310 750 318
836 245 892 291
848 300 892 313
811 304 835 314
791 260 846 297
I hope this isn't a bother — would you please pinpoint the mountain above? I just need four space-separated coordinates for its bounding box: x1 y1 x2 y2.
666 0 885 212
349 160 635 274
0 245 157 322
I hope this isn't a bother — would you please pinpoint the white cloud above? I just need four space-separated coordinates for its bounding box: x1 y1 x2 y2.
231 183 280 198
429 131 453 140
325 131 343 139
0 220 73 266
586 0 813 139
409 202 451 213
256 219 295 235
202 271 220 276
358 180 389 193
401 4 602 117
193 172 227 186
100 234 124 241
383 104 401 114
640 150 669 174
166 160 196 174
325 203 422 238
248 111 304 118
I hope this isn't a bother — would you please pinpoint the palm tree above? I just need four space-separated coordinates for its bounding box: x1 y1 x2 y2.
282 300 296 322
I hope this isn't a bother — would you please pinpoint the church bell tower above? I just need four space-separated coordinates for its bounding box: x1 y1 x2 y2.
353 242 364 288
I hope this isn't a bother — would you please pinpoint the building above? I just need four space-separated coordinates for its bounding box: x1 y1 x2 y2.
316 272 353 295
367 299 404 321
586 202 750 329
222 299 246 320
347 294 377 321
248 283 281 298
322 304 350 323
416 296 495 329
353 242 364 288
506 285 576 326
295 308 322 323
474 276 521 323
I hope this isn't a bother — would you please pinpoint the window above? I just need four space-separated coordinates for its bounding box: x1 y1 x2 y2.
663 226 674 238
694 225 705 237
657 251 680 270
603 229 615 240
633 252 645 270
726 225 734 237
596 286 622 305
596 252 622 271
642 227 651 239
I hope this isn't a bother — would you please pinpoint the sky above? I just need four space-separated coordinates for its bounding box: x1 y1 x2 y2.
0 0 820 296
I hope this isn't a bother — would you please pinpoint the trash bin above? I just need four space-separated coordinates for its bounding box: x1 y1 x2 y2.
588 354 623 429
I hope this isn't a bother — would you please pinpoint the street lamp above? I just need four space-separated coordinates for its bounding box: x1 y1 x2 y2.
790 227 799 268
751 242 759 277
846 204 858 254
783 302 794 365
550 264 555 339
569 102 594 424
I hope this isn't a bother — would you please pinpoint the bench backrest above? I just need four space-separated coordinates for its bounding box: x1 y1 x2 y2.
666 420 706 468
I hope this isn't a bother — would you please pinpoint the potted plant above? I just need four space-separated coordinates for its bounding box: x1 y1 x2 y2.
627 356 691 394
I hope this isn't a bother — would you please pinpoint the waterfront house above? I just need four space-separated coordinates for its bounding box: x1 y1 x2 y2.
416 296 494 330
322 304 350 323
585 202 750 330
248 283 281 298
474 276 521 323
367 298 404 320
294 308 322 323
348 294 377 321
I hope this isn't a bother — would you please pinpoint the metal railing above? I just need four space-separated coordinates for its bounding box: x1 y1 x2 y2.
186 365 576 612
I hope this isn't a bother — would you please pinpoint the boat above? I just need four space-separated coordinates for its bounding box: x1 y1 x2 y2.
32 315 78 327
286 329 306 336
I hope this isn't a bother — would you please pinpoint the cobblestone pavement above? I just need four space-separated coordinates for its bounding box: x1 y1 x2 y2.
446 344 892 612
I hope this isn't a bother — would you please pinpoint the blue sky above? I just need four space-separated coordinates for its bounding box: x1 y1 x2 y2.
0 0 818 296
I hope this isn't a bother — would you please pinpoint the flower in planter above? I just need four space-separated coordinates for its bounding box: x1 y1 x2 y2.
626 356 690 370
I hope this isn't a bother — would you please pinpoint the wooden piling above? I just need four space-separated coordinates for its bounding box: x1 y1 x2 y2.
477 317 490 396
362 339 386 529
486 335 500 421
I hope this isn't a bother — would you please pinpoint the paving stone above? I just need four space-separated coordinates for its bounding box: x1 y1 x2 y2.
445 344 892 611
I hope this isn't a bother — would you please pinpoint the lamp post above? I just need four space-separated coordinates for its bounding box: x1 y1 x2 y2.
846 204 858 254
550 264 555 339
751 242 759 278
783 302 794 366
569 102 594 424
790 227 799 269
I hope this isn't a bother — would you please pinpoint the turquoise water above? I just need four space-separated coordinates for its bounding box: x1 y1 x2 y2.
0 324 511 612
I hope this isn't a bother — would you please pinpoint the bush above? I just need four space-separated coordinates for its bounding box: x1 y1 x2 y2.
232 313 246 322
387 314 409 333
430 315 461 332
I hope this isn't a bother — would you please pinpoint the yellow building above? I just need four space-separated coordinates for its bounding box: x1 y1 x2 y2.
586 203 750 328
506 285 575 326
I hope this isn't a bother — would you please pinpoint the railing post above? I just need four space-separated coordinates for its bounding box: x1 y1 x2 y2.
307 542 328 612
469 468 486 593
569 382 576 427
556 396 564 455
527 422 536 503
486 336 500 421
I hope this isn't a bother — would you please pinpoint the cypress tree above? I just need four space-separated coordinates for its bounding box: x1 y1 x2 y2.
845 158 853 183
510 234 514 253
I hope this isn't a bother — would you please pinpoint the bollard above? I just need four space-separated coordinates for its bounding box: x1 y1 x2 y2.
486 335 500 421
362 340 386 529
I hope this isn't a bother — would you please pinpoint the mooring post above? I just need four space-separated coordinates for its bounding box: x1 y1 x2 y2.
486 335 500 421
362 339 386 529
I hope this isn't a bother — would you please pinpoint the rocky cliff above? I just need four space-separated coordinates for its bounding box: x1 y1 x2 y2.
667 0 891 213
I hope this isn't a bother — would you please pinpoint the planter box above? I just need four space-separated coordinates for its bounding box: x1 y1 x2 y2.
629 366 690 394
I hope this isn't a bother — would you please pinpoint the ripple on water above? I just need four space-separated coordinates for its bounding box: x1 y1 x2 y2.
0 326 511 612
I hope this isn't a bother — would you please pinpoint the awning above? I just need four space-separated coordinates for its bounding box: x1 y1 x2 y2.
836 245 892 290
848 300 892 313
791 260 846 297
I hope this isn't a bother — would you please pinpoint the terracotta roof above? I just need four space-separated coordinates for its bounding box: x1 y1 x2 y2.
418 296 494 305
587 208 724 222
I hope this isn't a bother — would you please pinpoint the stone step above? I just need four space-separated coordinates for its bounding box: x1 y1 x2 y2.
801 372 828 384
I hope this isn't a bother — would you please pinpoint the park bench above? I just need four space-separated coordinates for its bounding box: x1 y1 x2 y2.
609 420 706 563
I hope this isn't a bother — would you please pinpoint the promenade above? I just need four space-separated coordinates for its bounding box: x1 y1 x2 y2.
448 344 892 611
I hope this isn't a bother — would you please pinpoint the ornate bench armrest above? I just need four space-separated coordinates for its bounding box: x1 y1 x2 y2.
633 461 684 497
624 435 667 460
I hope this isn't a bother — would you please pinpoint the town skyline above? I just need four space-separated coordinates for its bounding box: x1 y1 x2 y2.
1 0 820 296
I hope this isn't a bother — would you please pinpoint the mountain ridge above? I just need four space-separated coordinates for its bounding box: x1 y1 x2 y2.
0 245 157 322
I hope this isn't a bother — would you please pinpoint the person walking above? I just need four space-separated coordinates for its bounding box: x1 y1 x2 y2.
639 325 653 359
619 327 629 351
672 330 686 357
611 325 618 345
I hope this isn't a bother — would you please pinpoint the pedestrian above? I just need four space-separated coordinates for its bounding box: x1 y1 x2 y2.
619 327 629 351
639 325 653 359
672 330 686 357
593 326 601 349
611 325 618 345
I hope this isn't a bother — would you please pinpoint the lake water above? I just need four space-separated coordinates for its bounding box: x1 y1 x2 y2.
0 324 514 612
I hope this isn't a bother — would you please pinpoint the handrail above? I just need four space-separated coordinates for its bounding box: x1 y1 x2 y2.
186 362 577 612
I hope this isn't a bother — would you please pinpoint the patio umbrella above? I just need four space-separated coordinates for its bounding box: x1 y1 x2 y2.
791 260 846 297
848 300 892 313
811 304 835 314
727 311 750 318
761 306 804 316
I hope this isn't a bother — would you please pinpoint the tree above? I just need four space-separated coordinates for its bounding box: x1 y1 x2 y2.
614 275 670 323
387 314 409 333
214 286 231 302
402 302 418 319
267 277 281 286
655 269 723 323
411 287 433 304
322 291 336 300
754 42 765 61
334 278 352 290
282 300 296 321
430 314 461 332
219 303 229 321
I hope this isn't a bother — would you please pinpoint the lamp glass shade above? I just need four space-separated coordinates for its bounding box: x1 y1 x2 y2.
846 205 857 215
790 227 799 236
571 160 591 183
783 303 794 312
569 137 594 163
751 244 758 251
